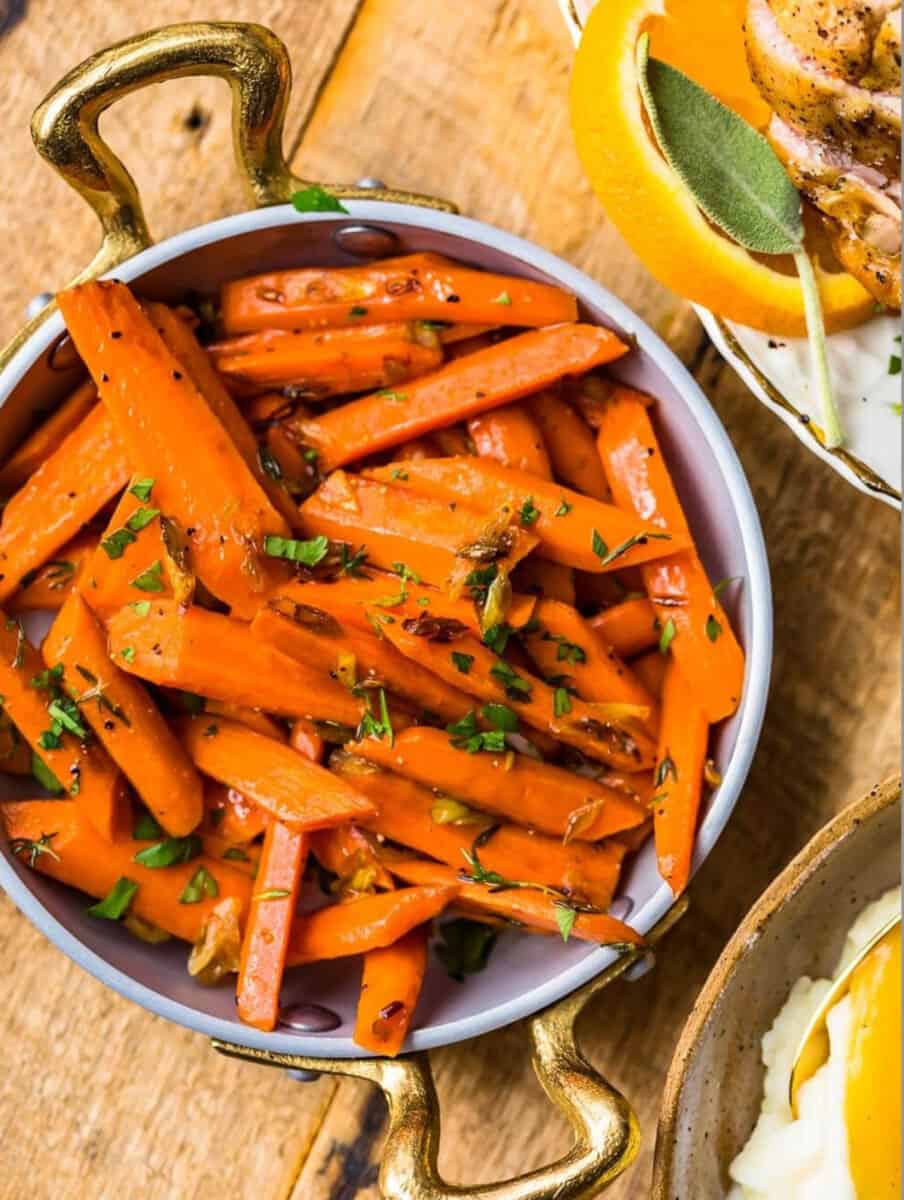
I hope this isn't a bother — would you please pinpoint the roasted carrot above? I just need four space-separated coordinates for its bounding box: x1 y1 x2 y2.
354 926 428 1056
0 405 129 602
180 717 375 833
78 482 189 617
436 323 497 345
43 593 203 837
396 436 441 461
0 612 126 840
237 821 308 1031
595 388 745 723
522 598 659 736
333 755 625 910
300 471 537 589
386 857 644 947
653 662 709 896
252 601 475 725
268 577 536 639
589 597 659 659
299 324 627 471
365 458 687 574
512 558 577 606
1 800 250 942
348 726 646 839
204 780 269 844
468 403 552 477
431 425 473 458
289 719 326 763
285 885 458 966
210 322 444 396
528 389 611 501
146 303 302 532
107 600 367 727
309 825 395 893
220 253 578 334
377 619 657 771
9 528 97 613
204 701 285 742
631 651 668 700
57 281 291 618
0 380 98 497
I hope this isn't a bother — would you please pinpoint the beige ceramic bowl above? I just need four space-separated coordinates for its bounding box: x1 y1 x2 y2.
653 775 901 1198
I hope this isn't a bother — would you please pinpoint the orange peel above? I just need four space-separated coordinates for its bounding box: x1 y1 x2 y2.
570 0 875 336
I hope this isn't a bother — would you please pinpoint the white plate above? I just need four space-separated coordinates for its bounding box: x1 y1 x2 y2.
559 0 902 508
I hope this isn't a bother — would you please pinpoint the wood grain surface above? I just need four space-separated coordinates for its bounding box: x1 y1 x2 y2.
0 2 898 1198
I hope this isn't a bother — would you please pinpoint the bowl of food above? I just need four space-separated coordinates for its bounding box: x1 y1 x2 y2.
562 0 902 506
654 775 901 1198
0 21 771 1198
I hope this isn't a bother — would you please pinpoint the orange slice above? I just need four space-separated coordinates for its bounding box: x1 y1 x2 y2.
570 0 875 336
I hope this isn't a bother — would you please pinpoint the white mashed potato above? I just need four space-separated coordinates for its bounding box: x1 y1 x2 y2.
728 888 901 1200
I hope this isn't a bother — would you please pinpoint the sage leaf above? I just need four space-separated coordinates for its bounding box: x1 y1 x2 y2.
636 35 802 255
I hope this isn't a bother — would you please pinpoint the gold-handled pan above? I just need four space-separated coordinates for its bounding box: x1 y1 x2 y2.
0 22 772 1198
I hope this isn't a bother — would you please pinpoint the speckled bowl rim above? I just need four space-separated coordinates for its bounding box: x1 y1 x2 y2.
653 774 902 1196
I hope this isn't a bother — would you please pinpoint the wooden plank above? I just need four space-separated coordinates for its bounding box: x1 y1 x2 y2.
0 0 364 345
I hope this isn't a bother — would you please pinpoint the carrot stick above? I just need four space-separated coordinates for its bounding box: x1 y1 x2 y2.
0 612 126 840
0 405 129 602
396 436 441 461
204 701 286 742
348 726 646 839
299 324 627 471
204 781 269 844
512 558 576 606
289 719 325 763
333 753 625 910
354 926 428 1056
180 717 375 832
1 800 250 941
9 529 97 613
300 471 537 590
237 821 308 1031
43 593 203 837
365 458 688 574
522 598 659 736
285 885 458 965
252 601 475 725
386 857 643 946
589 597 659 658
631 651 668 700
309 825 395 892
468 403 552 477
653 661 709 896
146 303 302 533
57 282 291 618
437 323 497 345
269 576 536 639
376 620 657 771
210 322 444 397
595 388 745 723
107 600 367 727
220 253 578 334
528 389 611 501
0 380 99 498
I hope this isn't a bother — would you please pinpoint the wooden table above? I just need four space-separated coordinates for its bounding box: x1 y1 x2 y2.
0 3 899 1197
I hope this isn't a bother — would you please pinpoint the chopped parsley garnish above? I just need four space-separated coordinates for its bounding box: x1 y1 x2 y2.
481 702 519 732
130 600 152 616
101 507 161 560
130 560 165 593
447 711 506 755
339 544 369 577
377 389 408 404
223 847 250 863
555 498 573 517
291 186 349 214
436 918 498 982
655 755 678 788
658 618 677 655
129 478 155 502
890 354 902 376
349 305 369 318
489 659 532 701
519 496 541 527
87 877 138 921
47 697 88 740
465 564 498 606
120 647 136 664
706 614 723 642
491 291 513 306
482 623 512 654
553 687 573 718
263 534 330 566
180 866 219 904
543 632 586 665
356 688 395 746
591 529 671 567
391 468 410 482
132 810 165 841
554 903 578 943
451 651 474 675
29 664 64 692
133 834 203 869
